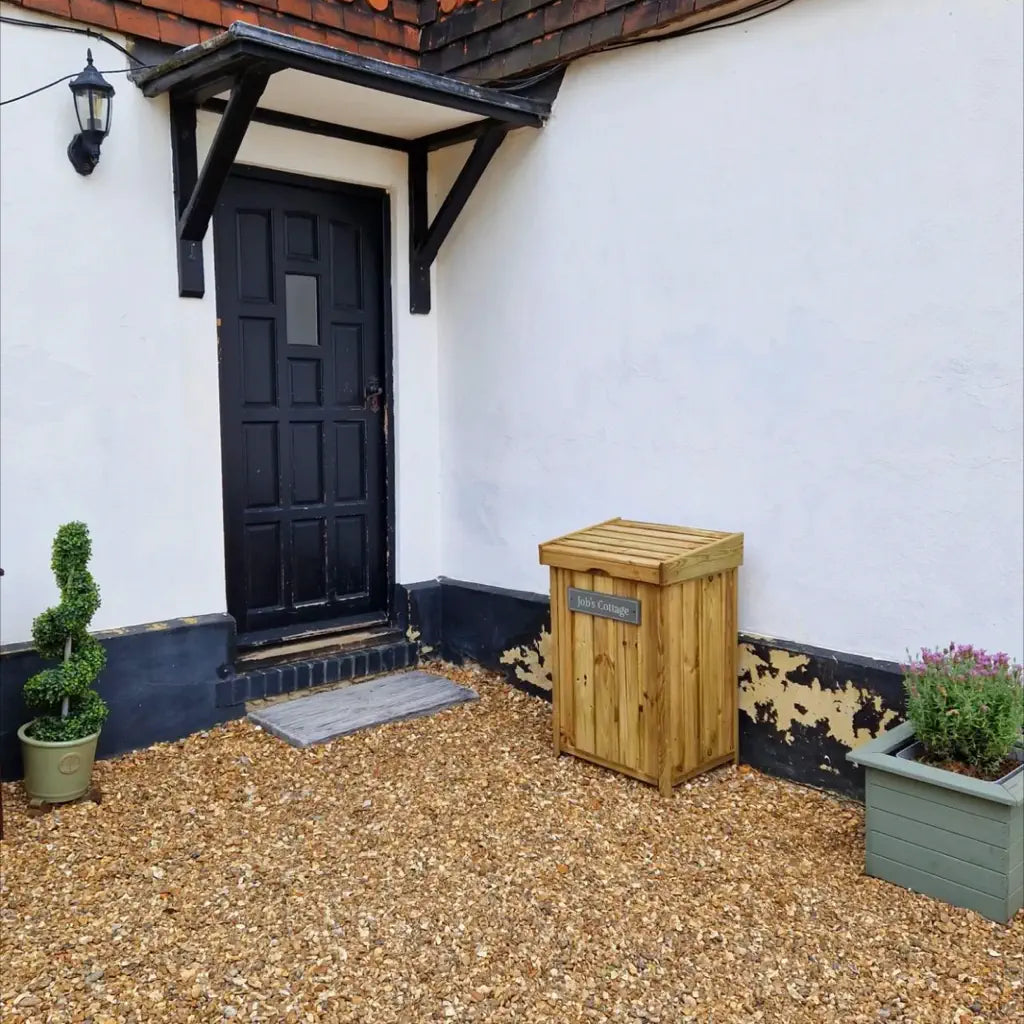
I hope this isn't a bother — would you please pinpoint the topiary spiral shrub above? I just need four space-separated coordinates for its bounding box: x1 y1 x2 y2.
903 644 1023 776
23 522 109 742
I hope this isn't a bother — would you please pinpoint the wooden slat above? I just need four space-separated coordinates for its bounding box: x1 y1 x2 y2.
660 582 681 776
679 579 701 775
561 744 657 786
538 517 620 551
866 778 1012 845
549 535 678 561
556 568 576 752
672 752 735 784
574 527 692 556
868 831 1010 898
868 769 1014 823
594 522 715 549
550 570 565 754
661 535 743 586
549 568 559 755
615 577 641 774
700 573 725 761
636 582 659 779
656 579 672 796
725 568 739 763
591 575 620 766
616 520 731 540
571 571 596 753
866 852 1015 923
868 807 1013 874
538 545 662 583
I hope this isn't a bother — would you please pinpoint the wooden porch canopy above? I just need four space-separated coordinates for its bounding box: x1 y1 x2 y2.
134 23 559 313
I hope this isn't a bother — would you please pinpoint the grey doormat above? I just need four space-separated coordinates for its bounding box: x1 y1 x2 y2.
247 670 478 748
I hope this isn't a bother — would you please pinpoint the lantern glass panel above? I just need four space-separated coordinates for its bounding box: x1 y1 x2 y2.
75 88 110 134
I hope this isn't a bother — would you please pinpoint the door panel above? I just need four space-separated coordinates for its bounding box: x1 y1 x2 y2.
214 170 389 638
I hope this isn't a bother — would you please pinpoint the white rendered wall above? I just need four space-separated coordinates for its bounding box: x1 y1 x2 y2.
0 6 441 642
434 0 1024 662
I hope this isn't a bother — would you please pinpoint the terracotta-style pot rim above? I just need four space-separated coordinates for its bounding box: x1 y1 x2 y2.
17 720 101 748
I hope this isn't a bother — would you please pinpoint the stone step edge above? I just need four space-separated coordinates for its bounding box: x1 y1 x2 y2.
215 640 419 708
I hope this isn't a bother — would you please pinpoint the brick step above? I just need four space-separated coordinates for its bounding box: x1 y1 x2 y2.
216 636 419 708
236 626 397 671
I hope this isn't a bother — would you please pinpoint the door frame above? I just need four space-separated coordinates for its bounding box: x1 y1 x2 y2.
212 163 397 646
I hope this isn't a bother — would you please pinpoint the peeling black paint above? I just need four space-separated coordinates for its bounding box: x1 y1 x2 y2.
740 715 856 796
738 635 906 798
402 580 906 799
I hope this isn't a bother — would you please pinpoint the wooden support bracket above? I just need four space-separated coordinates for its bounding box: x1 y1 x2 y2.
408 124 508 314
170 70 270 299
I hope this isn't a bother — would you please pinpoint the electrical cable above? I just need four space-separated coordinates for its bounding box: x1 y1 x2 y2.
0 14 147 66
603 0 799 52
0 66 149 107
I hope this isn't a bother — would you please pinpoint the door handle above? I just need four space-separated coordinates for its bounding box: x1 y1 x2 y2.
364 377 383 412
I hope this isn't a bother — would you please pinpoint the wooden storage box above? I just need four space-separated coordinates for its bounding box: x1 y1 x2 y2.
540 518 743 795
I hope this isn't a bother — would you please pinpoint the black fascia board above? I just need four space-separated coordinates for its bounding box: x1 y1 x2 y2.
136 23 551 129
200 99 414 153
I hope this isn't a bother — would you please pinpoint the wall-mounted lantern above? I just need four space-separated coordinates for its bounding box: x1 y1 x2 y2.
67 50 115 176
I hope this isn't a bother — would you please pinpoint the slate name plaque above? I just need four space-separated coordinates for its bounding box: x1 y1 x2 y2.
567 587 641 625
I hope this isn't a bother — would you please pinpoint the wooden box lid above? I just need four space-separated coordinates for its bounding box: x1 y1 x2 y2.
539 518 743 585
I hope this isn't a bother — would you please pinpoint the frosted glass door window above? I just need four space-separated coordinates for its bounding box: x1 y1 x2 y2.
286 274 319 346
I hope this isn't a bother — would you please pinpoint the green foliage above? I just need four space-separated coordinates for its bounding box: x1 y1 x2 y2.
903 644 1024 774
24 522 109 742
28 691 108 742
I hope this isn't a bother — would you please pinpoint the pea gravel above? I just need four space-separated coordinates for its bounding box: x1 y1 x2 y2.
1 664 1021 1024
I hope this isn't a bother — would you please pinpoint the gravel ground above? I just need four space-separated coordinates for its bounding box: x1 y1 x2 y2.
2 664 1021 1024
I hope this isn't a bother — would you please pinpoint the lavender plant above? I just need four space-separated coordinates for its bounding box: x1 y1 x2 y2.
903 644 1023 775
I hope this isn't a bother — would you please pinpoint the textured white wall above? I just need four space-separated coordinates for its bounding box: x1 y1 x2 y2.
0 8 225 642
434 0 1024 661
0 6 441 642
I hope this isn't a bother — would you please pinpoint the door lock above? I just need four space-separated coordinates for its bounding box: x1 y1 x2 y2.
365 377 384 412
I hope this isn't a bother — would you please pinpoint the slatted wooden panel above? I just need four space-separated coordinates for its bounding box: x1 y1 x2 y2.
545 520 743 795
865 771 1024 922
551 569 661 784
540 518 742 586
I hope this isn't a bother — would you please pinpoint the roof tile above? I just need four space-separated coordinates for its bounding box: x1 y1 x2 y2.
157 10 203 41
22 0 71 17
140 0 184 15
67 0 119 29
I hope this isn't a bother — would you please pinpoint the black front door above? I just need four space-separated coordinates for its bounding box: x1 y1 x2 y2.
214 168 390 639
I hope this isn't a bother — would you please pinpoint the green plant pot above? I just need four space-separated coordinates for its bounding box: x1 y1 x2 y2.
848 721 1024 923
18 721 100 804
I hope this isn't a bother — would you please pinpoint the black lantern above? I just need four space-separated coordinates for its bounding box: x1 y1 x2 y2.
67 50 115 175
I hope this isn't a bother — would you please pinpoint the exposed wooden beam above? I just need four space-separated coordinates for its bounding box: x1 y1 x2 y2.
169 95 204 298
407 124 508 314
178 70 270 243
417 125 507 267
417 118 498 153
408 145 431 314
201 99 413 153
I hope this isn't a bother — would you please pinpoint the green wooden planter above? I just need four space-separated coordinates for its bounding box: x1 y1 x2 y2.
848 722 1023 923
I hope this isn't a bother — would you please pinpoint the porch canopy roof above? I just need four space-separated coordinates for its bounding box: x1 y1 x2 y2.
135 23 558 311
135 23 551 147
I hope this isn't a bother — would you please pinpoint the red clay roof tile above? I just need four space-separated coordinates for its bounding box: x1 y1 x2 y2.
6 0 760 84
